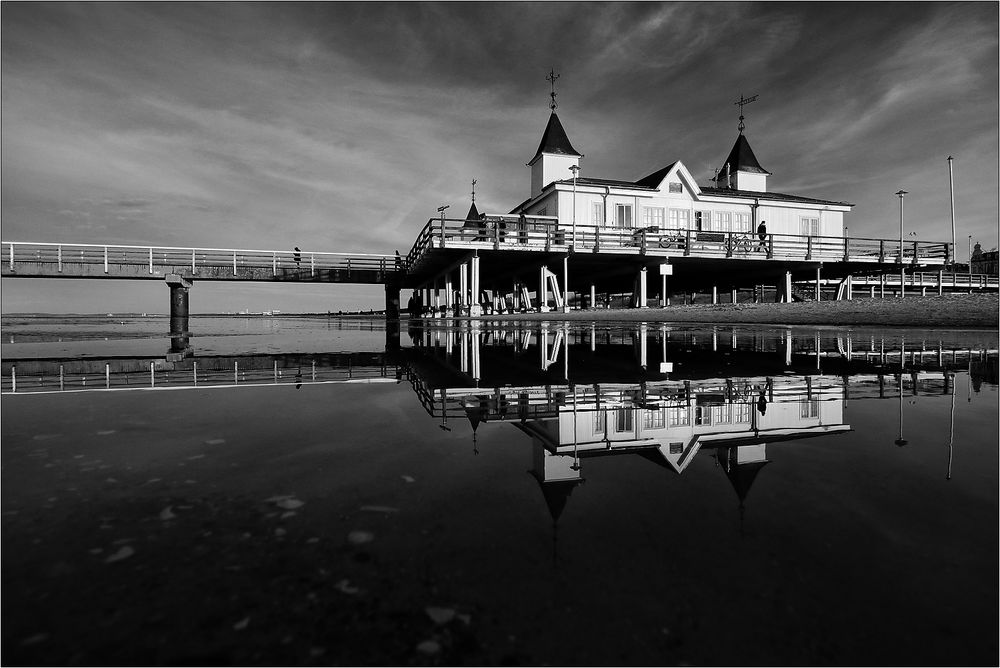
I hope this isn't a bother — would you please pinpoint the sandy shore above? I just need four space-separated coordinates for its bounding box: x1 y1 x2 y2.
470 293 999 329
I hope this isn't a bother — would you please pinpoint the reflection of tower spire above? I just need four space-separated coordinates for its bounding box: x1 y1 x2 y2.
718 446 771 536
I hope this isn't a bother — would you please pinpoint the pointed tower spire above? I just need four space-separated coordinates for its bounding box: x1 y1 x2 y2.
527 71 582 198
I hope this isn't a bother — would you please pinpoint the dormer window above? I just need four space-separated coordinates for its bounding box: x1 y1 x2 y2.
668 182 683 193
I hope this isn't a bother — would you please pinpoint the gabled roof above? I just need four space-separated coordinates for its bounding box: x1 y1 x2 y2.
529 112 582 164
715 134 771 180
635 162 679 188
700 186 854 207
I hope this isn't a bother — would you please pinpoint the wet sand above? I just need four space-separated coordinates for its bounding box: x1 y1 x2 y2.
474 293 999 328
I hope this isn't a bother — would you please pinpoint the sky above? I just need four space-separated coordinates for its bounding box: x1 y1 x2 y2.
2 2 997 313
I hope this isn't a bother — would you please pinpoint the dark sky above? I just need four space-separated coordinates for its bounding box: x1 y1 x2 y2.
2 2 997 312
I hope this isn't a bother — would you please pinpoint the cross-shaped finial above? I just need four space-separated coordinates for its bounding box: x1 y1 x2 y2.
546 68 560 111
471 178 477 203
734 93 759 133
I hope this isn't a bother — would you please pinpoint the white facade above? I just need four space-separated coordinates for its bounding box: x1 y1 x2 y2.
529 153 580 200
521 161 851 238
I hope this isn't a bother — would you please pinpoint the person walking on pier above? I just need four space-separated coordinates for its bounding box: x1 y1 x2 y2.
756 220 767 252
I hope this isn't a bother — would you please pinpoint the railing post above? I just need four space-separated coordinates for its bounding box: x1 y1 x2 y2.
494 219 500 251
806 235 813 260
684 229 691 256
233 251 237 276
58 245 63 273
272 252 277 276
8 243 13 271
842 233 849 262
439 217 446 249
191 249 196 272
879 240 885 263
911 241 918 265
149 248 154 274
310 254 315 277
767 234 774 259
104 246 109 273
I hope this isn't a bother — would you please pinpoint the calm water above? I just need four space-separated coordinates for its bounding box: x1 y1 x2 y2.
2 316 997 666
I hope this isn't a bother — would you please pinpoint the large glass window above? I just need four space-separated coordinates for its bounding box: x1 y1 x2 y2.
592 202 604 226
615 408 634 432
735 212 751 232
800 217 821 236
615 204 633 229
669 407 690 426
714 211 732 232
643 409 666 429
593 410 606 434
643 207 665 227
669 209 690 229
694 211 710 231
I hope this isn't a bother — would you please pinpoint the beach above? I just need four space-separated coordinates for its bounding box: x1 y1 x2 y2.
472 293 999 329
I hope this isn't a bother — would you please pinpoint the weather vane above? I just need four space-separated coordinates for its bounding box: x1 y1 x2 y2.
471 178 477 203
546 68 560 111
734 93 759 133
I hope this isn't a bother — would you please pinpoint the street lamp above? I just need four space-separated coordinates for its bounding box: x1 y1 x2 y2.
968 235 973 276
437 204 450 245
948 157 956 269
895 190 908 263
569 164 580 250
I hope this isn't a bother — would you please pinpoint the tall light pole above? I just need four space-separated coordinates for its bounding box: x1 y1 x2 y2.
968 235 973 276
895 190 908 263
569 164 580 250
948 157 956 268
437 204 450 245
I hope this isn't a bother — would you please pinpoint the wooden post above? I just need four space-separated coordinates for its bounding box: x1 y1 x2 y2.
815 266 821 301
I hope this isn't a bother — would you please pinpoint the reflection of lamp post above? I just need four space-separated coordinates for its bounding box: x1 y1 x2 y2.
569 164 580 250
894 372 908 447
895 190 908 263
946 373 955 479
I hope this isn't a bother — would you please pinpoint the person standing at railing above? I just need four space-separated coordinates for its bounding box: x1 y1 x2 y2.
756 220 767 251
293 247 301 267
395 250 402 270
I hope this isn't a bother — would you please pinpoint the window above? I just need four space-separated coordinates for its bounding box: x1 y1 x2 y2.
800 401 820 418
695 405 712 425
593 410 606 434
669 209 690 229
668 442 684 455
735 212 751 231
615 408 634 432
643 207 665 227
615 204 633 229
733 403 752 424
694 210 709 231
715 211 732 232
668 182 683 193
592 202 604 226
643 409 666 429
800 217 821 236
669 407 690 426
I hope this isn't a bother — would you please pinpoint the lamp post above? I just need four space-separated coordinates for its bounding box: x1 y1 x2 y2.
948 157 956 269
437 205 450 246
895 190 908 263
968 235 973 276
569 164 580 250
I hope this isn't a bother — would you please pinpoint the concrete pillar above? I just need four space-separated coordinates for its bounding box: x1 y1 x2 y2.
870 286 876 298
470 255 482 317
783 271 792 303
937 270 943 296
815 266 821 301
459 262 469 314
900 268 905 298
845 274 853 301
711 285 718 305
785 332 792 366
445 273 454 315
731 288 737 304
590 284 596 310
638 323 648 369
434 278 442 318
166 274 192 337
637 267 648 308
539 266 550 312
384 280 401 320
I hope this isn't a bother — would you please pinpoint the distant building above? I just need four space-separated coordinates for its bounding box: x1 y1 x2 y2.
511 110 855 238
970 242 998 275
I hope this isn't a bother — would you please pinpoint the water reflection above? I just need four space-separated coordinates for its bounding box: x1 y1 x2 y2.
1 319 997 666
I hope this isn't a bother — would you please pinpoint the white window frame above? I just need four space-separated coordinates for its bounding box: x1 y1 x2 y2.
715 211 732 232
614 204 633 229
669 209 690 229
643 206 665 227
800 216 821 237
694 210 710 232
734 212 751 232
592 202 604 226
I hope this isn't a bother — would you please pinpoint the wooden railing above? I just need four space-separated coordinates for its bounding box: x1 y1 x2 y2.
2 242 400 279
403 218 953 269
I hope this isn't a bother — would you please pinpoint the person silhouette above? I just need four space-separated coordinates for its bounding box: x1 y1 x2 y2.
756 221 767 251
293 247 301 267
756 388 767 416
